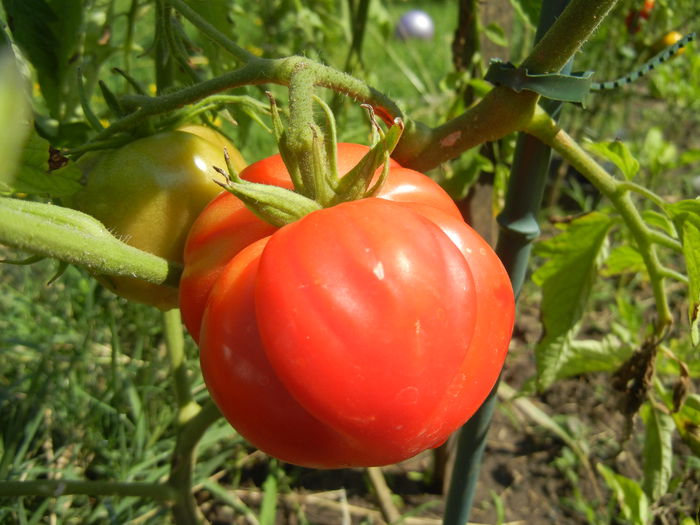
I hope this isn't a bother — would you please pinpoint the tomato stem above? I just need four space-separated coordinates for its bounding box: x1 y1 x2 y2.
154 0 175 94
163 309 200 424
167 0 257 65
526 109 674 335
285 63 328 201
0 197 182 287
168 400 222 525
93 0 621 174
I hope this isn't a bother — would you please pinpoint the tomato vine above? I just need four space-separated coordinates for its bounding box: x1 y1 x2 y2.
0 0 697 523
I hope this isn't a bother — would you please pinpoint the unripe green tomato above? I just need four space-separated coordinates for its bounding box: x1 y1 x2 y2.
68 126 246 309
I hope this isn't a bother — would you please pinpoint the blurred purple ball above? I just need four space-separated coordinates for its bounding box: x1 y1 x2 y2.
395 10 435 40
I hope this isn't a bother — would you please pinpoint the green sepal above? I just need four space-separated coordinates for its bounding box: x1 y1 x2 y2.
215 168 322 228
99 80 125 118
328 118 404 206
112 67 148 96
77 68 104 133
266 93 307 195
312 95 340 187
310 126 333 204
47 260 69 285
0 254 45 265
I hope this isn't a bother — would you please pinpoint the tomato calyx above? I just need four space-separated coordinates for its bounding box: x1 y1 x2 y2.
216 98 405 227
213 157 322 228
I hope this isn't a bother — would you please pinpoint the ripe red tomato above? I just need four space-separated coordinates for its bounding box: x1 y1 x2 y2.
179 143 465 340
626 0 655 34
640 0 655 18
180 144 514 468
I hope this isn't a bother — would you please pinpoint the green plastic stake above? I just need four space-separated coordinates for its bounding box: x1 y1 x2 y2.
442 1 572 523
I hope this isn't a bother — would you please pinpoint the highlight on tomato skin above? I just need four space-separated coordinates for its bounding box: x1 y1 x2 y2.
180 143 463 340
179 144 515 468
67 125 246 310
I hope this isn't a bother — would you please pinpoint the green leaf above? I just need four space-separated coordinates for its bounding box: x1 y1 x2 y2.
556 335 633 380
2 0 84 117
1 131 82 197
679 148 700 167
532 212 613 388
437 149 494 201
642 209 677 238
508 0 542 28
671 393 700 457
585 140 640 180
602 244 648 277
597 464 651 525
666 199 700 345
0 51 31 189
640 127 678 177
483 23 508 48
641 403 674 502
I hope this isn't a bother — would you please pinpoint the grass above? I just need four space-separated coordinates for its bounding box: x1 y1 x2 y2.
2 1 700 523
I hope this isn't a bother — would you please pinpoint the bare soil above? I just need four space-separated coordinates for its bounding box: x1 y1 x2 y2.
202 296 699 525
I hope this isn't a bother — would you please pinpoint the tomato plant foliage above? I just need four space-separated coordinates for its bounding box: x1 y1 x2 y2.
0 0 698 522
180 144 514 467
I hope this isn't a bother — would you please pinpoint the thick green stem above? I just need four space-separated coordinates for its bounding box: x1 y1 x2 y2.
527 112 674 333
168 400 222 525
154 0 175 94
85 0 619 172
123 0 139 73
0 480 175 501
520 0 620 73
400 87 538 171
0 197 181 287
163 309 200 424
167 0 256 64
394 0 621 169
286 64 320 199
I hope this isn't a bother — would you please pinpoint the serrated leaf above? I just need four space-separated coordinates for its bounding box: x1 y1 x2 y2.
2 131 82 197
602 244 648 277
556 335 633 380
585 140 640 180
532 212 612 388
666 199 700 345
642 209 677 238
597 464 652 525
641 403 674 502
